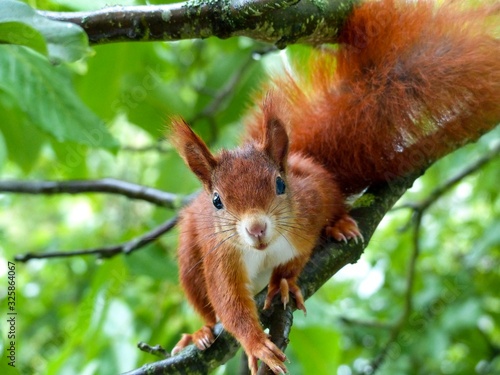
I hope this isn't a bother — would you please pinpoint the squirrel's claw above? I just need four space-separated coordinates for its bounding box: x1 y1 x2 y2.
247 337 287 375
172 325 215 355
326 214 364 244
264 278 307 315
192 325 215 351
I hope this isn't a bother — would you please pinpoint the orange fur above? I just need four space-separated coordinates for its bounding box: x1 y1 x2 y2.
247 0 500 194
169 1 500 373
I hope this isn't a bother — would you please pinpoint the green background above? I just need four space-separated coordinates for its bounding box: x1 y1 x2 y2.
0 0 499 374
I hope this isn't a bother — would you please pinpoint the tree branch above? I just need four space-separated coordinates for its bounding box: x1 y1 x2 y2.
137 342 171 359
395 142 500 214
122 141 171 153
14 216 177 262
339 317 393 330
0 178 191 208
258 302 294 375
125 323 240 375
39 0 357 47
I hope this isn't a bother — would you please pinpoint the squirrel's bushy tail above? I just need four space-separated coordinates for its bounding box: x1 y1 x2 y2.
252 0 500 195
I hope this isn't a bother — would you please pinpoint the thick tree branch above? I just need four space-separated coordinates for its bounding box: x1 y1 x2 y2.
258 303 294 375
126 323 240 375
39 0 357 47
0 178 190 208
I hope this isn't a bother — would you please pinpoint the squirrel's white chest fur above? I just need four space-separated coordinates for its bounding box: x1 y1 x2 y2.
241 235 298 295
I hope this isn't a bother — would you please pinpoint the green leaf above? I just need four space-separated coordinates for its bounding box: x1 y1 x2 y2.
0 0 90 63
0 131 7 172
0 22 47 56
0 46 117 148
0 91 44 173
49 139 89 177
75 43 159 122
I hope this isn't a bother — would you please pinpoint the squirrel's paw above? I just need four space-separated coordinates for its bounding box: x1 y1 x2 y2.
264 278 307 315
326 214 364 244
247 338 287 375
171 325 214 355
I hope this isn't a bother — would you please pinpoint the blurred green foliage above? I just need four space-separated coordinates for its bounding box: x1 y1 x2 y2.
0 1 499 375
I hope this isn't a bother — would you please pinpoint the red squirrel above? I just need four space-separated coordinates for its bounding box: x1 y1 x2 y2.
168 0 500 373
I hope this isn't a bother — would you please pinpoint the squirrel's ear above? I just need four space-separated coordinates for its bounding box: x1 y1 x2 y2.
262 116 289 173
260 91 289 172
169 118 217 189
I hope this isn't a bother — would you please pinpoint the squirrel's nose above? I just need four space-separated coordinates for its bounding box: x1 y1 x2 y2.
246 221 267 239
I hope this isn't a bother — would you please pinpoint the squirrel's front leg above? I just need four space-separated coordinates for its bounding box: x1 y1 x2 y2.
264 256 308 314
204 248 287 375
172 209 218 354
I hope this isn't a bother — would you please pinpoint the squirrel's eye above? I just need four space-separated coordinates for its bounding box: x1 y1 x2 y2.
212 192 224 209
276 176 286 195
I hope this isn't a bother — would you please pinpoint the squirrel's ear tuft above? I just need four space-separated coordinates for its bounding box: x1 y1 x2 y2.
169 118 217 189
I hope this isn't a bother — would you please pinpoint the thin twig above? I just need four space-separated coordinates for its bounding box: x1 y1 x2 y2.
123 47 274 152
395 142 500 213
367 211 422 374
122 140 171 153
0 178 190 208
137 342 171 359
339 317 393 330
190 46 276 126
14 216 177 262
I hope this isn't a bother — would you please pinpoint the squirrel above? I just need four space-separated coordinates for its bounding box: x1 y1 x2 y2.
168 0 500 373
